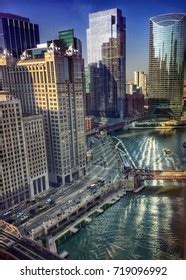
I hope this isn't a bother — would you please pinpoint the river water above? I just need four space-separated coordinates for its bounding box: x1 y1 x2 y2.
57 128 186 259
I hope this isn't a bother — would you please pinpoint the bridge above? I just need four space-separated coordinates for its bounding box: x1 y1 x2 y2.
111 137 186 190
132 170 186 189
86 117 142 136
86 120 125 136
0 220 61 259
140 170 186 181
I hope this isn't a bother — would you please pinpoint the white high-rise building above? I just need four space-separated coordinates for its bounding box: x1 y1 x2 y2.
134 71 147 96
0 92 49 210
0 43 86 186
0 93 29 210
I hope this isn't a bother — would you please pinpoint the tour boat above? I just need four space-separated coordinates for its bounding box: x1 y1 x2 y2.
164 148 171 155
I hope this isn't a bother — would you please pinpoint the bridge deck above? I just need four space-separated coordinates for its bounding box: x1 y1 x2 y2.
140 170 186 180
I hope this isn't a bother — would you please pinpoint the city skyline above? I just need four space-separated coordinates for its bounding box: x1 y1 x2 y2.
1 0 185 79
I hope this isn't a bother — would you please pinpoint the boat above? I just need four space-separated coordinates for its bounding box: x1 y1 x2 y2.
183 142 186 149
164 148 171 155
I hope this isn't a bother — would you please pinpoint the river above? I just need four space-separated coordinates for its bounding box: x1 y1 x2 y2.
56 128 186 259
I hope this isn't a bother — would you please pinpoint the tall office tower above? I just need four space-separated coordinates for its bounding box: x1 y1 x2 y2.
0 92 49 210
58 29 82 58
134 71 147 96
148 13 186 117
23 115 49 197
84 66 91 115
0 13 40 58
87 8 126 118
0 43 86 186
0 93 29 210
0 13 40 94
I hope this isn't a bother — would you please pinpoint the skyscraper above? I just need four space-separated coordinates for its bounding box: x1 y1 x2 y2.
0 41 86 186
58 29 82 56
0 92 49 210
0 13 40 58
87 8 126 118
0 93 29 210
148 13 186 116
134 71 147 96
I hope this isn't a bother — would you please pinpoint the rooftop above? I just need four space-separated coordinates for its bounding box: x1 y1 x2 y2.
0 12 29 22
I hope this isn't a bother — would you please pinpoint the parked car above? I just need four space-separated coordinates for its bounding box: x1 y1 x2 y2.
21 215 28 221
17 212 23 218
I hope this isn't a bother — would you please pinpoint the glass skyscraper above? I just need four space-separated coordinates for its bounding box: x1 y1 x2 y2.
58 29 82 56
148 13 186 116
59 29 75 49
87 8 126 119
0 13 40 58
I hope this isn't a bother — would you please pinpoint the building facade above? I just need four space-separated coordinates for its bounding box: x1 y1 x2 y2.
126 93 144 117
0 13 40 58
84 116 94 132
148 13 186 117
0 43 86 186
126 82 137 95
23 115 49 197
87 8 126 119
134 71 147 96
0 93 29 210
0 92 49 210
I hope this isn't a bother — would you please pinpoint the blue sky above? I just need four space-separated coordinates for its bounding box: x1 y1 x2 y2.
1 0 185 79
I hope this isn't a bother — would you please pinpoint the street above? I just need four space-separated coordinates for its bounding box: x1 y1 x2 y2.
2 135 123 234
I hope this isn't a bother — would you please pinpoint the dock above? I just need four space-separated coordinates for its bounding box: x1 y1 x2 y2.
69 227 79 234
96 208 104 214
84 217 92 223
107 200 116 205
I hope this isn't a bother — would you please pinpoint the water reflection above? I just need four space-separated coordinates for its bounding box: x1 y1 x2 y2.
57 129 186 259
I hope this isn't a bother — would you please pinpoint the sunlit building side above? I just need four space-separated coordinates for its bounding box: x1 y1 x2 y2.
134 71 147 96
0 92 49 210
0 42 86 186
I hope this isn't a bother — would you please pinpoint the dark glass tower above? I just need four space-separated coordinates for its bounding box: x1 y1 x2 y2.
58 29 82 56
58 29 74 49
148 13 186 117
0 13 40 58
